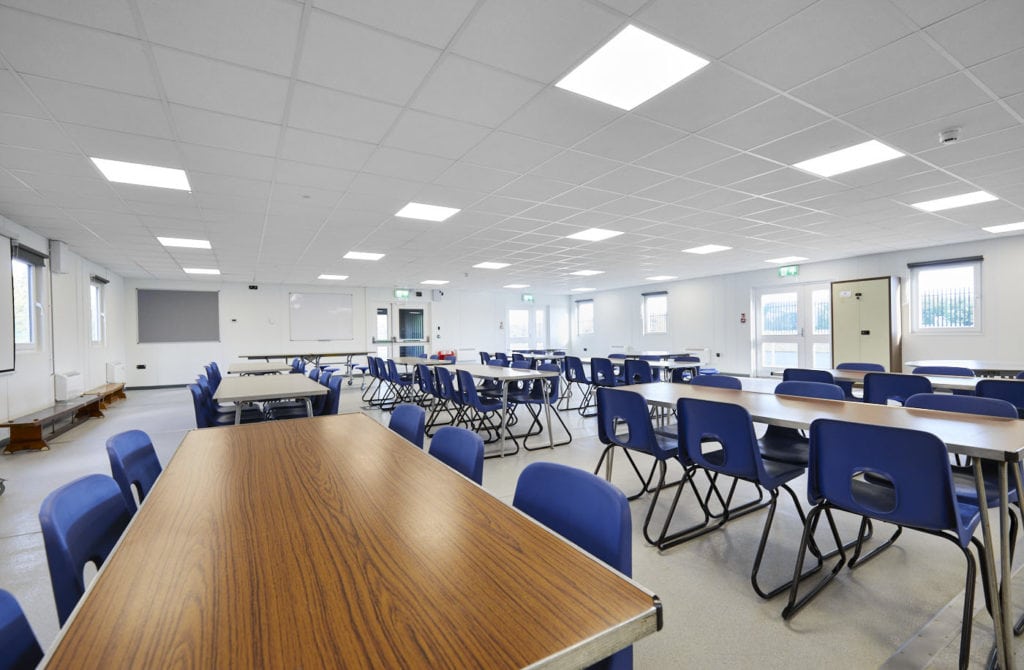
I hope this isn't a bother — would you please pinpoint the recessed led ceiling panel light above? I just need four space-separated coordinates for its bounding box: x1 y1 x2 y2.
911 191 997 212
91 157 191 191
183 267 220 275
792 140 904 177
504 284 529 289
344 251 385 261
473 262 510 269
646 275 677 281
566 228 624 242
682 244 731 255
556 25 709 111
395 202 461 222
569 270 604 276
318 274 349 280
765 256 808 264
157 236 211 249
571 287 596 292
420 280 449 285
983 222 1024 234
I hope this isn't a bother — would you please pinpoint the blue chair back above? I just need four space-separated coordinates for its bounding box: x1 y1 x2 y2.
690 374 741 390
974 379 1024 418
429 426 484 484
487 359 509 368
807 419 966 541
836 362 885 371
510 360 532 370
415 364 436 396
608 353 627 359
323 375 344 415
435 366 459 404
623 359 653 384
0 589 43 670
479 351 492 364
291 357 304 373
308 366 320 382
513 462 633 670
106 430 162 513
775 380 845 401
188 384 210 428
320 369 333 387
39 474 133 625
913 366 974 377
904 392 1016 418
597 388 674 458
389 404 426 448
457 369 495 412
590 357 617 387
863 372 932 405
782 368 834 384
511 353 525 362
493 352 509 364
677 398 763 481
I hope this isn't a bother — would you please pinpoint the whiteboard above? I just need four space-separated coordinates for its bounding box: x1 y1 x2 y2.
0 237 14 372
289 293 354 341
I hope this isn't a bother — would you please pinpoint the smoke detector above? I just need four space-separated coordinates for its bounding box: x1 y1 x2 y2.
939 127 961 145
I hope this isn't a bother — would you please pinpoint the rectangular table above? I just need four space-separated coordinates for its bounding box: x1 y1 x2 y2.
213 374 327 423
226 361 292 375
827 368 1000 394
617 381 1024 668
905 359 1024 378
454 363 561 456
42 413 661 668
394 356 452 367
243 351 372 366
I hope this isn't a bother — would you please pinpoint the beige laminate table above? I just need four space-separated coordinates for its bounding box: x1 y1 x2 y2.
617 381 1024 668
42 413 661 669
826 368 1011 394
905 360 1024 378
454 363 561 456
394 356 452 367
225 360 292 375
213 374 327 423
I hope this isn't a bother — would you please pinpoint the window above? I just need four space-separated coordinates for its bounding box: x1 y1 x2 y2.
576 300 594 335
90 277 107 343
12 258 34 346
642 292 667 334
910 258 981 332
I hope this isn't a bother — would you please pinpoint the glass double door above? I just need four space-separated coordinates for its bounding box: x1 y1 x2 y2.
754 284 831 377
373 303 430 359
507 307 547 352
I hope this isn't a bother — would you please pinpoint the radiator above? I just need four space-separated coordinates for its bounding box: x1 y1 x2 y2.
55 371 84 402
106 362 126 383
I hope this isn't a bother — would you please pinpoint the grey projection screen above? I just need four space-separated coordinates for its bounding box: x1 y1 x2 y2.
137 289 220 343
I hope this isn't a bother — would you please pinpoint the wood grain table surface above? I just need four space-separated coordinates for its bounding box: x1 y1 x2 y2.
43 413 660 669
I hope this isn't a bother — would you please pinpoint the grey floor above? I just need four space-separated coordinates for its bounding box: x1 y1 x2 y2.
2 383 1021 668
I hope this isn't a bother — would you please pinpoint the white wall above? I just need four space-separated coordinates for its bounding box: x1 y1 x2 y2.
123 282 571 385
570 235 1024 375
0 215 125 425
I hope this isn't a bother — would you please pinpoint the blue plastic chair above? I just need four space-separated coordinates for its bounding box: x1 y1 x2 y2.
0 589 43 670
782 368 835 384
835 362 884 399
595 388 712 550
623 359 653 385
513 462 633 670
106 430 162 513
677 397 817 598
863 372 932 406
784 419 989 670
457 369 513 453
322 375 344 416
508 363 571 449
913 366 975 395
976 379 1024 418
689 374 741 389
590 358 618 390
389 403 426 448
430 366 464 433
759 381 845 467
563 355 596 415
429 426 484 484
39 474 133 625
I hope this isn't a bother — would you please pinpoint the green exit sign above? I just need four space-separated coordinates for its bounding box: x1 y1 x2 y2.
521 293 535 303
777 265 799 278
394 288 410 299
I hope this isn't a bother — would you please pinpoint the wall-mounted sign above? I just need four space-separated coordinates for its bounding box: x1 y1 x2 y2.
777 265 799 278
394 288 410 299
521 293 535 303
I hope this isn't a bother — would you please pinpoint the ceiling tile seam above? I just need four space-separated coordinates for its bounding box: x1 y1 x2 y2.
128 0 219 276
0 42 143 266
0 3 138 40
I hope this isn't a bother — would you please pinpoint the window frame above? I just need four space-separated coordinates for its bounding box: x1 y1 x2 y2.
576 299 594 335
910 258 982 334
90 278 106 344
12 257 37 349
642 292 668 335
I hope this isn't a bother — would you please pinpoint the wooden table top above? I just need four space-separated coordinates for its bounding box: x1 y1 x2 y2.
225 361 292 374
213 373 327 403
43 413 659 668
618 382 1024 462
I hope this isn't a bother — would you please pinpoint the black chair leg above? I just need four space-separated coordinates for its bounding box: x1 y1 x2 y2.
750 484 823 599
783 504 847 619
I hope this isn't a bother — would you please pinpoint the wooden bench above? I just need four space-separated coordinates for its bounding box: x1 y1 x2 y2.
1 395 104 454
87 382 127 409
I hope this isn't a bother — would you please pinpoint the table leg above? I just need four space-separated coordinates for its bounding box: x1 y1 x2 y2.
304 397 314 418
999 464 1015 669
234 404 242 425
975 461 1009 670
500 382 509 457
543 378 554 449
